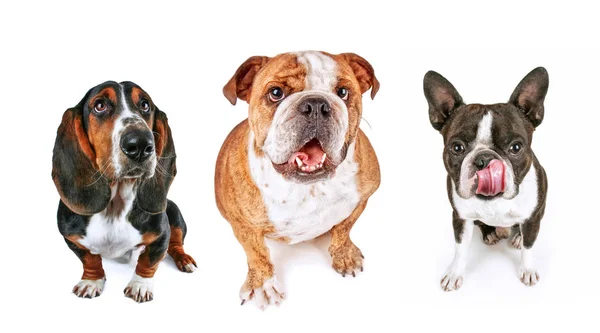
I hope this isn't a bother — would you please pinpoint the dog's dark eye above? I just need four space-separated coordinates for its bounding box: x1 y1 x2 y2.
509 142 522 154
452 143 465 154
337 87 349 100
140 100 150 113
94 100 107 113
269 87 285 102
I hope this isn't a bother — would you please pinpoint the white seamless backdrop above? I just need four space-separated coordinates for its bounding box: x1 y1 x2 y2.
1 1 598 332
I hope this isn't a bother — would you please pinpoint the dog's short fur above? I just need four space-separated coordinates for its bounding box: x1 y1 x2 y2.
52 81 196 302
215 51 380 308
423 68 549 291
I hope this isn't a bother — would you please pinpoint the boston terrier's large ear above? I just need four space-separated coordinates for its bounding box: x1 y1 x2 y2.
223 56 271 105
423 71 464 131
52 94 111 215
340 53 380 99
509 67 549 127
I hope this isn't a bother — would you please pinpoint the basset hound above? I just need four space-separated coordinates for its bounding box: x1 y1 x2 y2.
52 81 196 303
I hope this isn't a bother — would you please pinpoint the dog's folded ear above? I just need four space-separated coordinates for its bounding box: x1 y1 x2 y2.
52 101 111 215
509 67 549 127
341 53 380 99
136 109 176 214
223 56 271 105
423 71 464 131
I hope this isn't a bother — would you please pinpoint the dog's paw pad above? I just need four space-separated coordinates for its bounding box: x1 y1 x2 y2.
240 276 285 309
330 242 364 277
519 267 540 286
124 275 154 303
440 272 464 292
72 278 105 298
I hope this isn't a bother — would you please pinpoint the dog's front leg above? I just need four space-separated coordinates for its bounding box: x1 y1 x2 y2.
518 215 541 286
328 200 368 277
234 223 284 309
441 211 474 291
124 233 168 303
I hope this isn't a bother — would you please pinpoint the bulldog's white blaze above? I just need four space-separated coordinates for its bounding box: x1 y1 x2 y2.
457 112 517 199
295 51 337 91
248 132 361 244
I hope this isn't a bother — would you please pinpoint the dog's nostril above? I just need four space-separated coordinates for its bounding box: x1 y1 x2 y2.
321 103 330 114
143 145 154 156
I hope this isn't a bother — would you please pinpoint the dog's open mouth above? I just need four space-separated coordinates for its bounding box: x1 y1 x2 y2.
271 138 335 182
287 138 327 173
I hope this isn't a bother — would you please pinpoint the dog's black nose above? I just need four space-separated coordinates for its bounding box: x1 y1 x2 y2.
299 97 331 116
120 130 154 162
474 153 496 170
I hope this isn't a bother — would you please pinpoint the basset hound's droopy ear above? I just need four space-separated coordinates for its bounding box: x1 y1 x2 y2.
136 109 176 214
223 56 271 105
52 98 111 215
340 53 380 99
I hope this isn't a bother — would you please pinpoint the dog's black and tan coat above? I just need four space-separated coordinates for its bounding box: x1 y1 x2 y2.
52 81 196 302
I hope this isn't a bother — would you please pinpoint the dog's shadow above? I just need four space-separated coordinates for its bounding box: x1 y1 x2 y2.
469 228 521 274
266 233 333 283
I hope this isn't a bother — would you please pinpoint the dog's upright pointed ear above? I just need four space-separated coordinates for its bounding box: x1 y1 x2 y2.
509 67 549 127
52 100 111 215
423 71 464 131
223 56 270 105
136 109 176 214
341 53 380 99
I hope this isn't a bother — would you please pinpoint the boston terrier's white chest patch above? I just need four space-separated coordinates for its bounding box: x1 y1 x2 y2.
79 182 143 259
451 165 539 227
248 135 361 244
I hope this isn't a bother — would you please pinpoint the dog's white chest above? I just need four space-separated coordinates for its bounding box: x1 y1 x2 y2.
452 165 539 227
249 140 361 244
79 183 142 259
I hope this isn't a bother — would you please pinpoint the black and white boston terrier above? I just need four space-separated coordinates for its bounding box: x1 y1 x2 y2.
423 67 549 291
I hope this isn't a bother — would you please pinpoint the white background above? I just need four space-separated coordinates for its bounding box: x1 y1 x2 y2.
1 1 599 332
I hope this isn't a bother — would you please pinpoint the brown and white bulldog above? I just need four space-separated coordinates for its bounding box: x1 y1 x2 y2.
215 51 380 308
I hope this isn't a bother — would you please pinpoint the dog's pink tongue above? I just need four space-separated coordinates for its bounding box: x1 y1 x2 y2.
288 139 325 167
476 159 505 196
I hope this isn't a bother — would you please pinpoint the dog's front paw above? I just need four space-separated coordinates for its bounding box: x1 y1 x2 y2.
329 241 364 277
519 267 540 286
124 274 154 303
441 270 464 292
72 278 105 298
240 276 285 309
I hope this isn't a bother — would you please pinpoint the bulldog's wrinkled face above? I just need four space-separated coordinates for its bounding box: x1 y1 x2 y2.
82 81 158 180
424 67 548 200
224 51 379 184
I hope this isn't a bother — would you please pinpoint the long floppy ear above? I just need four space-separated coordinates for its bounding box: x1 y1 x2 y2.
509 67 549 127
341 53 380 99
223 56 270 105
52 105 111 215
136 109 176 214
423 71 464 131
